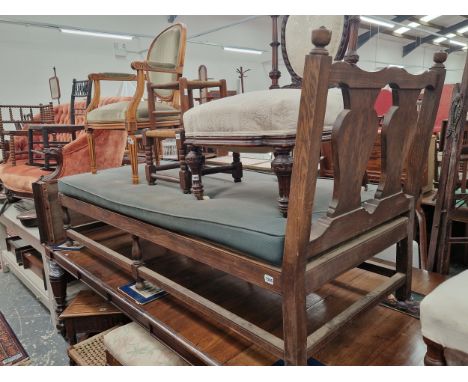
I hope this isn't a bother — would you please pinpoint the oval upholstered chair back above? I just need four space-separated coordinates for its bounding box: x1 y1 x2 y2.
146 23 187 101
281 15 351 87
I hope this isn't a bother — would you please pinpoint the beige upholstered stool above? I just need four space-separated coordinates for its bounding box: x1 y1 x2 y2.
103 322 188 366
421 270 468 365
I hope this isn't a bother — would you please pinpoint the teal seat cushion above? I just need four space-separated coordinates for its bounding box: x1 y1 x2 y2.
58 164 376 266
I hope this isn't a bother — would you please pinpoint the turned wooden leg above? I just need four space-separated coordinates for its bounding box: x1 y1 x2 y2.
86 129 97 174
131 235 145 290
48 260 67 335
396 228 413 301
143 132 156 186
62 206 74 247
271 147 293 218
128 133 139 184
231 152 243 183
186 146 204 200
423 337 447 366
10 136 16 166
176 131 191 194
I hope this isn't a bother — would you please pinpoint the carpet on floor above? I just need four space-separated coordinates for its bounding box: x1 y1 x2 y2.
0 311 29 365
380 291 425 319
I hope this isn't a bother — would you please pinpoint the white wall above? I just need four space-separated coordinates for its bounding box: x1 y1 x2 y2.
0 16 466 106
357 34 467 83
0 16 273 105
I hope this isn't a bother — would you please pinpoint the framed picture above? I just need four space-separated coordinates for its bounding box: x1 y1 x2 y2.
49 67 61 102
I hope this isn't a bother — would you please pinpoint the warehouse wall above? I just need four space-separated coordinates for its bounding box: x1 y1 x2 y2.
0 16 466 106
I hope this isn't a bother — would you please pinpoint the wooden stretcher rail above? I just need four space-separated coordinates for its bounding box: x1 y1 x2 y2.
60 194 283 293
53 249 219 366
306 272 406 355
305 217 408 292
66 228 285 358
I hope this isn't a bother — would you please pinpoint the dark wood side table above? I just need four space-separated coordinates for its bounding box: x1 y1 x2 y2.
59 290 128 345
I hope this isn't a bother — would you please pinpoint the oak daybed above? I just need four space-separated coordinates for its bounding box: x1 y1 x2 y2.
37 26 446 365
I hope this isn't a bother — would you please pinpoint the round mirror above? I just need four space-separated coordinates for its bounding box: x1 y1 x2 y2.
282 15 349 82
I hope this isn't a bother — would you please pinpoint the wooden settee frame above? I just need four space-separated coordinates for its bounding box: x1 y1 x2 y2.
42 27 447 365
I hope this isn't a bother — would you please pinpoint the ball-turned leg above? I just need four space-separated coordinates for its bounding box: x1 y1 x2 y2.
271 147 293 218
176 131 191 194
128 133 139 185
48 260 67 335
186 146 204 200
232 152 243 183
143 132 156 186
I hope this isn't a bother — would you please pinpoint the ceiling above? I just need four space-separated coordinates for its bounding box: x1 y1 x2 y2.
359 15 468 55
1 15 467 59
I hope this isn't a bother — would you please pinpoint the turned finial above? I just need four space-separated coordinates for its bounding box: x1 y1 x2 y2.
433 50 448 67
311 26 331 55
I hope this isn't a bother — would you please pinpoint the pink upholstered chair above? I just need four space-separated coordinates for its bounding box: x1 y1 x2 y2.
0 97 130 197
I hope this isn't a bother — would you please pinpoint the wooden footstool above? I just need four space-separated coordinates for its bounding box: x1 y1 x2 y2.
103 322 188 366
59 290 128 345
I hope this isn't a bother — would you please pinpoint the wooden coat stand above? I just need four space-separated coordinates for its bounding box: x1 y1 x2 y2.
427 53 468 274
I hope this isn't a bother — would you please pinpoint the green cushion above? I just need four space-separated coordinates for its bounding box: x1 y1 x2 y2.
58 164 376 266
87 101 179 123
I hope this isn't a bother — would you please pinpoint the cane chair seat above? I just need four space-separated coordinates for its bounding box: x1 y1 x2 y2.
183 88 343 139
87 101 180 124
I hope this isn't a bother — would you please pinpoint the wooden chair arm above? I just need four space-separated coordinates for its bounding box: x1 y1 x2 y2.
185 80 227 90
86 70 143 125
178 77 227 113
88 72 137 81
131 61 179 74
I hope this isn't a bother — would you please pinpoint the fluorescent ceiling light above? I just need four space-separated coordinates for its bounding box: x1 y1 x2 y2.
449 40 467 47
395 27 410 34
395 21 420 35
60 28 133 40
433 37 447 43
458 26 468 34
360 16 395 29
420 15 441 22
445 33 456 38
223 46 263 55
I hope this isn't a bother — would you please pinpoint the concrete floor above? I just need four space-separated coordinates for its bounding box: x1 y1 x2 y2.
0 269 69 366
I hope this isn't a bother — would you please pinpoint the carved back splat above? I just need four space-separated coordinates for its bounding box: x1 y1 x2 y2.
283 27 447 261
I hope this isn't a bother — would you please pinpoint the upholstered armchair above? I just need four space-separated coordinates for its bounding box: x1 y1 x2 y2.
86 23 187 185
0 97 129 197
182 16 359 217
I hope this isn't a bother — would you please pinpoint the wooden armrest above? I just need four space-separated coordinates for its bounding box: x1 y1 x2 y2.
30 124 85 133
131 61 178 73
88 72 137 81
185 80 226 89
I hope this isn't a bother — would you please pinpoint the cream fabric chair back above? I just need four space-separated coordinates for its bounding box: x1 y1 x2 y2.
282 16 350 86
146 23 186 99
